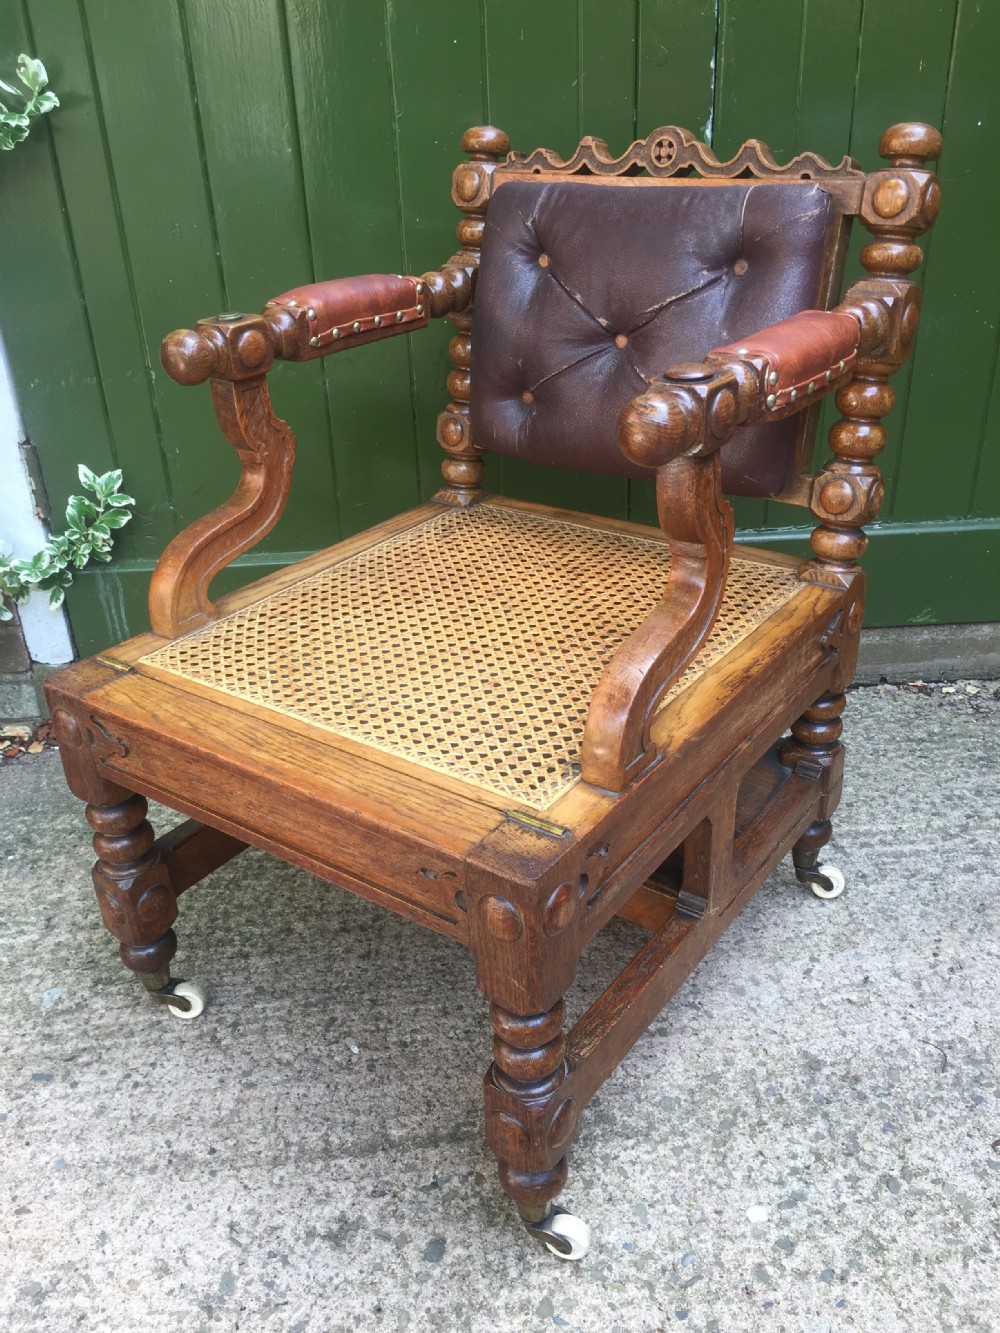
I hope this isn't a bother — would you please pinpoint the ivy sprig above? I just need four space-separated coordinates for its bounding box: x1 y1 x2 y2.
0 54 59 151
0 465 135 619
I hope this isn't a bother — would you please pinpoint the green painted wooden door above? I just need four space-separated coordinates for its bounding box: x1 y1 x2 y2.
0 0 996 655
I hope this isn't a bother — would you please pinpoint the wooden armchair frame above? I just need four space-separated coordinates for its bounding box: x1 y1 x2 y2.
46 119 941 1259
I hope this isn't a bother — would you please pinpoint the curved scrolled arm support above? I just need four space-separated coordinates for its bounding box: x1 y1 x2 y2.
153 269 473 639
581 450 734 791
149 371 295 637
582 361 749 791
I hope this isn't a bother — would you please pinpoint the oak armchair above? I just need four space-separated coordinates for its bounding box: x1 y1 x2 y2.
46 120 941 1259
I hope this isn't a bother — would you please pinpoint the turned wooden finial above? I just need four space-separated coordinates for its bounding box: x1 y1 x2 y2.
435 125 511 504
878 121 942 166
461 125 511 158
860 122 942 279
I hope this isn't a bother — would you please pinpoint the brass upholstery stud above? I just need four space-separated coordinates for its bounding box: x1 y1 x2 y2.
307 308 316 320
309 336 319 347
417 303 424 315
808 380 815 393
825 369 832 382
416 282 425 294
396 311 404 322
735 347 749 355
374 315 382 328
332 328 341 339
768 371 779 387
353 321 362 333
766 393 777 409
839 360 845 372
790 388 798 402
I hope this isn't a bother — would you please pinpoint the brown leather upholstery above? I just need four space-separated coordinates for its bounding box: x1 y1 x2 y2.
472 180 834 496
714 309 860 417
267 274 428 358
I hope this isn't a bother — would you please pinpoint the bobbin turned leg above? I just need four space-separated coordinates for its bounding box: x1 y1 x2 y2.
87 793 205 1017
783 691 847 900
485 1000 590 1260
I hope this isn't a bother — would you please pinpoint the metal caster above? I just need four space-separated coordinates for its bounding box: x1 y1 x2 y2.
522 1206 591 1260
151 979 206 1019
795 862 845 900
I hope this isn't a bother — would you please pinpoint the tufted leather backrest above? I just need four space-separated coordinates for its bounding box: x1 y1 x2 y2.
471 179 834 497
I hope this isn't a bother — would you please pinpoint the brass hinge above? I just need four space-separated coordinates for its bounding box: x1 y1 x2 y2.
95 653 134 674
18 440 50 523
503 808 570 839
674 889 709 920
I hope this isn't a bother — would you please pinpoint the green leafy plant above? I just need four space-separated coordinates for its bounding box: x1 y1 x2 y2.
0 54 59 151
0 466 135 619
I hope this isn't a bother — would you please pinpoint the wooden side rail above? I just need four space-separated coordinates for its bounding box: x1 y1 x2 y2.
154 819 247 895
151 266 473 639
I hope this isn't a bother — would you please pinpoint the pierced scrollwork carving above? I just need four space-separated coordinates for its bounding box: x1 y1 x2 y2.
504 125 863 184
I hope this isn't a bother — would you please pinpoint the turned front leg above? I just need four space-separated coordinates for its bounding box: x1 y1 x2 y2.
485 1000 574 1217
783 691 848 898
87 794 179 991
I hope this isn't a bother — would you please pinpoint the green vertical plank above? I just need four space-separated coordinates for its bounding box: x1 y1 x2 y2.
284 0 419 537
762 0 865 533
792 0 864 164
384 0 484 503
635 0 716 137
848 0 958 520
630 0 717 526
482 0 631 518
578 0 637 142
26 0 178 571
713 0 806 531
971 345 1000 518
80 0 236 539
892 0 999 523
180 0 339 552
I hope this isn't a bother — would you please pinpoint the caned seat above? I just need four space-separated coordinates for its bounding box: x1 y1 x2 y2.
137 500 801 810
46 118 941 1260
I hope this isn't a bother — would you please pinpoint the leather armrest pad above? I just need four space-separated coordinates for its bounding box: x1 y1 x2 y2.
266 274 429 358
714 309 861 413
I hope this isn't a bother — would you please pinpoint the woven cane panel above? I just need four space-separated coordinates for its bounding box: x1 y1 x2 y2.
140 504 800 809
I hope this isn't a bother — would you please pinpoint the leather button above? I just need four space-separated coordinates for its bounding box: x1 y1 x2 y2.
537 253 550 268
614 333 629 349
522 390 535 405
733 258 749 276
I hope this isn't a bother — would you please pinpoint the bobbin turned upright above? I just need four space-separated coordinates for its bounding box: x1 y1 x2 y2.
47 116 940 1258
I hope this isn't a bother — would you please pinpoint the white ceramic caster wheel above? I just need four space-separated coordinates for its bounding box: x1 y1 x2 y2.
541 1210 591 1261
809 864 845 900
164 980 206 1020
